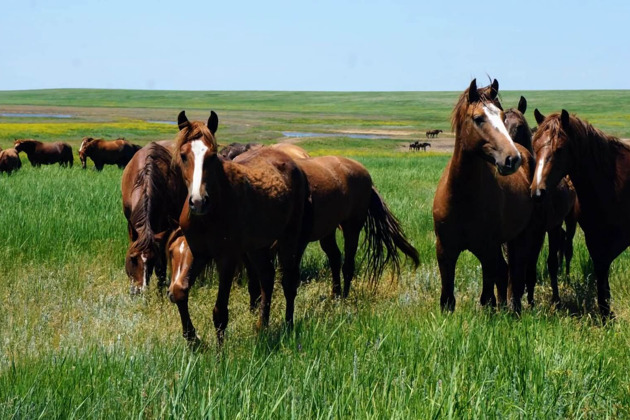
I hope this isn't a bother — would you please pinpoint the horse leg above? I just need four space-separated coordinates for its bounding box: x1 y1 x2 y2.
319 233 342 298
155 247 167 289
278 240 308 328
525 227 546 307
436 237 460 311
242 254 261 312
213 256 237 344
593 257 613 320
169 256 208 342
547 226 564 304
341 224 362 298
564 211 578 277
473 247 506 308
248 249 276 330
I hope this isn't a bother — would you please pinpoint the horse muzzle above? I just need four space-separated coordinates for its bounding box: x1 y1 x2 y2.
188 194 209 215
531 187 547 202
496 152 522 176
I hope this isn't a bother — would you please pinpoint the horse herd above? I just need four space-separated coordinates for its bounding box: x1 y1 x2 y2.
4 79 629 343
0 137 143 173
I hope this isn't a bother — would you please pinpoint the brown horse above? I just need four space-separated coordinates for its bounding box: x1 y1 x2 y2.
14 139 73 167
426 129 443 138
217 142 263 160
121 142 187 294
79 137 141 170
504 97 578 304
0 148 22 174
530 109 630 318
433 79 535 312
269 143 311 159
168 110 309 343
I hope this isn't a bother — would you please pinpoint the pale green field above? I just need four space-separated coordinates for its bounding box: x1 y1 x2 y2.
1 89 630 418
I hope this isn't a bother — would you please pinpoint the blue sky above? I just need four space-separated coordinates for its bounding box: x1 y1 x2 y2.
1 0 628 91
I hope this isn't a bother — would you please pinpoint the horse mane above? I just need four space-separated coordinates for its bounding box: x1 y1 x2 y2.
171 120 217 168
537 112 627 173
129 143 173 255
450 83 502 137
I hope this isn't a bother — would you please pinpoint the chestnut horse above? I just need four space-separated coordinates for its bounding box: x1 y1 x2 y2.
79 137 141 170
530 110 630 318
0 148 22 174
433 79 535 312
121 142 187 294
504 97 578 304
14 139 73 167
168 111 309 343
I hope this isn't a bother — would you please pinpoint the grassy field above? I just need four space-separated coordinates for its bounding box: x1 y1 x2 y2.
1 89 630 418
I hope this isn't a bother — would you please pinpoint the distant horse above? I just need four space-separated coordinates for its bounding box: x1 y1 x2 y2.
168 110 309 344
504 96 578 304
0 148 21 174
121 142 187 294
218 142 263 160
14 139 73 167
433 79 535 312
426 129 443 138
417 142 431 151
530 109 630 318
79 137 141 170
409 141 420 151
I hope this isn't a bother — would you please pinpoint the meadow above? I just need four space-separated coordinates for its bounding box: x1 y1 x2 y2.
1 88 630 418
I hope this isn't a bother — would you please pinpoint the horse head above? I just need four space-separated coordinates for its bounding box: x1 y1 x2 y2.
531 109 574 201
166 228 193 303
174 110 219 215
79 137 95 169
452 79 521 175
504 96 533 154
125 230 166 294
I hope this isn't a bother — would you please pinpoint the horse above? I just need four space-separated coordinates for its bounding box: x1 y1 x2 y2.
426 129 443 138
168 110 309 344
409 141 419 151
269 143 311 159
433 79 536 312
79 137 141 170
13 139 73 167
417 142 431 151
504 96 578 304
0 148 22 174
530 109 630 318
218 142 263 160
121 142 187 294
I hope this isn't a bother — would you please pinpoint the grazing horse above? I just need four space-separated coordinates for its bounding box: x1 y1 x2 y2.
530 109 630 318
269 143 311 159
168 110 309 343
13 139 73 167
79 137 141 170
218 142 263 160
433 79 535 312
409 141 419 151
426 129 443 138
0 148 22 174
504 97 578 304
121 142 187 294
417 142 431 151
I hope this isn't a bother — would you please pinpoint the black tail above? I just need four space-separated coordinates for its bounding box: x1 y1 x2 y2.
363 187 420 283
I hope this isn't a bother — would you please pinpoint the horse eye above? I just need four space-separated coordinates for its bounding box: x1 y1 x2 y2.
180 153 188 162
473 115 484 125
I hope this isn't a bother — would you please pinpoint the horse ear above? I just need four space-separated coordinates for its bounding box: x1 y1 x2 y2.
207 111 218 135
534 108 545 125
468 79 479 103
518 96 527 114
489 79 499 100
561 109 570 129
177 110 189 131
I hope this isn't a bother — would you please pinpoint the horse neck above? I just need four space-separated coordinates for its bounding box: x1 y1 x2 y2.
132 157 168 244
568 132 622 209
447 133 490 188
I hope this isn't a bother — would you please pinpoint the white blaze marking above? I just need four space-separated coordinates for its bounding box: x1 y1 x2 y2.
190 139 208 203
141 254 148 288
483 104 515 145
536 154 545 186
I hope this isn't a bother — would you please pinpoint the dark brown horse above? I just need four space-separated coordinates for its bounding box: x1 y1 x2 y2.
14 139 73 167
168 111 309 343
0 148 22 174
530 109 630 318
121 142 187 294
79 137 141 170
426 129 443 138
218 142 263 160
433 79 535 312
504 97 578 304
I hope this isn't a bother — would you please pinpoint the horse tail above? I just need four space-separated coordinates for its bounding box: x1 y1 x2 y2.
130 144 171 255
363 187 420 283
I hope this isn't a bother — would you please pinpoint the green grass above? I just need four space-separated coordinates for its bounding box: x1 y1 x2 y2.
1 90 630 418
